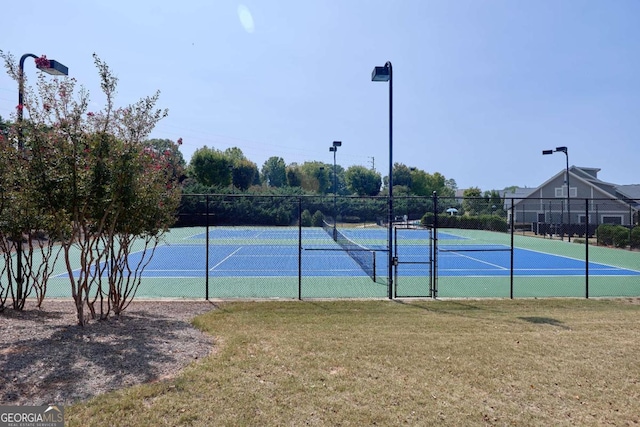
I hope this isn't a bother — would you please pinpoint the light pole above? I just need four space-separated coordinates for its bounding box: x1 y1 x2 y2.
16 53 68 288
543 146 570 242
228 164 234 193
371 61 393 299
329 140 341 240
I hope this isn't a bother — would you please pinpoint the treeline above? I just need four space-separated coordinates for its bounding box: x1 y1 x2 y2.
182 146 459 199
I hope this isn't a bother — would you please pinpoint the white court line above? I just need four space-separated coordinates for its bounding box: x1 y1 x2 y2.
448 252 509 270
209 247 242 271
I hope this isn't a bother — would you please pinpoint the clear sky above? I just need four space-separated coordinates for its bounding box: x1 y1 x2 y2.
2 0 639 192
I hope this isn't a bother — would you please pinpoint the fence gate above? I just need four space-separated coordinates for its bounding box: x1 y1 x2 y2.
393 225 433 298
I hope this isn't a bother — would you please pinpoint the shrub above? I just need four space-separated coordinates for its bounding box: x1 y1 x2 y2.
596 224 615 246
311 210 324 227
631 226 640 249
421 212 434 227
300 209 312 227
612 225 630 249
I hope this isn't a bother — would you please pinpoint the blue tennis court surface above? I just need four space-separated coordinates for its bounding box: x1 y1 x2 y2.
68 227 639 279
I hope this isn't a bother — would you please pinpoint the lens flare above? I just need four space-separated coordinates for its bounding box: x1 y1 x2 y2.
238 4 255 33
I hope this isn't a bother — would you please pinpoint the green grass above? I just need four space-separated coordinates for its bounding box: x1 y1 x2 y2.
67 299 640 426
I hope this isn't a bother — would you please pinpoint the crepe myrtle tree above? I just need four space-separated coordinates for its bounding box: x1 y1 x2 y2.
0 119 64 311
1 52 181 324
0 51 74 311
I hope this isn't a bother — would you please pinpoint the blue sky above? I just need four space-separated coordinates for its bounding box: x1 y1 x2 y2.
2 0 639 192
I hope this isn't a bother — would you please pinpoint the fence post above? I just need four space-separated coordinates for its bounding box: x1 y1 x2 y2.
432 191 438 298
510 199 514 299
595 203 599 245
298 197 302 300
630 205 634 251
205 194 210 301
585 198 589 299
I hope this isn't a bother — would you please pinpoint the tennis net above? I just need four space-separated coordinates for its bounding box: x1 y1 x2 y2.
323 220 377 281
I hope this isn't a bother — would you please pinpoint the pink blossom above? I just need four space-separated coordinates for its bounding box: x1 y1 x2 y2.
16 104 24 111
177 137 183 145
35 55 50 68
87 112 95 117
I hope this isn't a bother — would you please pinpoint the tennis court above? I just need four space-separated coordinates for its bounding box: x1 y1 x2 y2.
39 225 640 299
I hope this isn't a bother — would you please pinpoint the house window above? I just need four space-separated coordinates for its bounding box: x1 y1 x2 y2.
555 187 577 198
601 215 623 225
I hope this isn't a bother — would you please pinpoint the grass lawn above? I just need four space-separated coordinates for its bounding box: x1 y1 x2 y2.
67 298 640 426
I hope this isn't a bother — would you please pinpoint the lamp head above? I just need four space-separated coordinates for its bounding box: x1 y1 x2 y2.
542 150 553 155
371 65 390 82
36 59 68 76
332 140 342 147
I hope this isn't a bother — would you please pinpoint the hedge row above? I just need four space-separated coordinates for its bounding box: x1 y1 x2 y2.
421 213 508 232
596 224 640 249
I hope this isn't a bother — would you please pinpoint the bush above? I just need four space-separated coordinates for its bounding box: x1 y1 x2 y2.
631 226 640 249
421 212 434 227
612 225 630 248
311 210 324 227
301 209 312 227
596 224 615 246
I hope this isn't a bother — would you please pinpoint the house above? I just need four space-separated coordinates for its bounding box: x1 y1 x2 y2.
504 167 639 232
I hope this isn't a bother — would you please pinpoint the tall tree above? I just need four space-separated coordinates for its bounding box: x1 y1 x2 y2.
392 163 413 188
262 156 287 187
188 146 231 187
224 146 247 163
484 190 504 216
345 165 381 196
286 165 302 187
299 161 330 193
462 187 483 215
232 159 258 191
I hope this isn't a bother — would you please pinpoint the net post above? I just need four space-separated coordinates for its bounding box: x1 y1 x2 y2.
372 251 376 282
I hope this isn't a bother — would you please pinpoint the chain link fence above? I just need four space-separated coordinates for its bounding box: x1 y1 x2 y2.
165 194 640 299
2 194 639 301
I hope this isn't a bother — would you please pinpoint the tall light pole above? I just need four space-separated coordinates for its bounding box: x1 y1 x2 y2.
329 140 341 240
543 146 570 242
371 61 393 299
16 53 69 288
228 164 234 193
